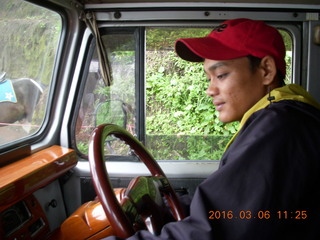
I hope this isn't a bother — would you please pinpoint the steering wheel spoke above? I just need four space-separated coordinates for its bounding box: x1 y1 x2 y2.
119 176 172 234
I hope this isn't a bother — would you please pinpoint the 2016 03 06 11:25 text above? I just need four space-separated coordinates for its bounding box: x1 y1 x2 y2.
208 210 308 220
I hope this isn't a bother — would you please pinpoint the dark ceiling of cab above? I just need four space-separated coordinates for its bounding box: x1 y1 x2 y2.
79 0 320 4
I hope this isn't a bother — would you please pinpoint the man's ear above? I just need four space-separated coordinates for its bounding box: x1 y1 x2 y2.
259 55 277 85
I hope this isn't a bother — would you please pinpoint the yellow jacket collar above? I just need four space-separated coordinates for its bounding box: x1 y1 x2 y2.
225 84 320 150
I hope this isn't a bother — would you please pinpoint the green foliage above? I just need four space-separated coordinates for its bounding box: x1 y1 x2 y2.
146 27 210 51
145 50 237 160
144 27 293 160
0 0 61 83
145 134 230 160
95 101 126 127
146 50 239 136
77 141 89 155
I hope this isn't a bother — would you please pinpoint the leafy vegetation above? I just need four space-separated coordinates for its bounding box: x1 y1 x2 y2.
145 51 237 160
144 28 238 160
0 0 61 83
144 27 292 160
146 50 239 136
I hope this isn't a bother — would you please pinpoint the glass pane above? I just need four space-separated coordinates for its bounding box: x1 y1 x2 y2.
0 0 61 146
145 27 293 160
75 30 136 155
279 29 293 85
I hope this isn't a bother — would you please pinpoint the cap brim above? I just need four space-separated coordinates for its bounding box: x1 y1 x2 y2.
175 37 248 62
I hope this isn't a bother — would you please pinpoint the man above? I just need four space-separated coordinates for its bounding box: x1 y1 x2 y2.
106 18 320 239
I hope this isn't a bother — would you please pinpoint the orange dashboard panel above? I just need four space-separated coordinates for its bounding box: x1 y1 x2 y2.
53 188 126 240
60 199 115 240
0 145 77 212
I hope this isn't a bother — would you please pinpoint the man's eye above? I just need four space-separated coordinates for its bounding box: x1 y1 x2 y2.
217 73 228 79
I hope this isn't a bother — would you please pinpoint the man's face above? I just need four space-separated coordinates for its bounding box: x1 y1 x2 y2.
204 57 267 123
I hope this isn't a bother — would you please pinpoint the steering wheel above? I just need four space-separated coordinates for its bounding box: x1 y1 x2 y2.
88 124 186 238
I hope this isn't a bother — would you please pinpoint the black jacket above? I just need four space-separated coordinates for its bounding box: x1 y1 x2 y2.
106 100 320 240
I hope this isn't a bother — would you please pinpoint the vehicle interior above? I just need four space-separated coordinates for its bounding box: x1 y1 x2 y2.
0 0 320 239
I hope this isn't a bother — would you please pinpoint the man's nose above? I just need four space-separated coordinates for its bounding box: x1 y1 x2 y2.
206 81 218 97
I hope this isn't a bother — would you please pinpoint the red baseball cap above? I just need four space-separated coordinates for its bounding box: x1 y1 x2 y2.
175 18 286 77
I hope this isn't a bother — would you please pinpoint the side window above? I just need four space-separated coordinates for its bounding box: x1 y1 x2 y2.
75 29 138 156
75 26 293 160
0 0 61 147
281 30 293 84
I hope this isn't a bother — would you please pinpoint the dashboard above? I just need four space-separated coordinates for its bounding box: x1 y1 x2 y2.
0 195 49 240
0 146 77 240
